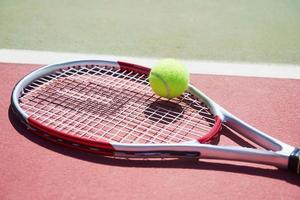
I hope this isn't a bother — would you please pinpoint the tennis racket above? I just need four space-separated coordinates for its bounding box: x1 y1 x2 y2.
11 59 300 174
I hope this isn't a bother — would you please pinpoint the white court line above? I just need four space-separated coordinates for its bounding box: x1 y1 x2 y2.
0 49 300 79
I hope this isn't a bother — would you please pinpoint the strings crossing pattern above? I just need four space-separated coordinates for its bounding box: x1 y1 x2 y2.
19 64 216 144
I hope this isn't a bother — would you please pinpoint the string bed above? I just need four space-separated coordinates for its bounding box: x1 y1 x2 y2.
19 64 216 144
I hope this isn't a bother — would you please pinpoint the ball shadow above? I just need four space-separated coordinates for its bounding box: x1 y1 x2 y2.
143 100 184 124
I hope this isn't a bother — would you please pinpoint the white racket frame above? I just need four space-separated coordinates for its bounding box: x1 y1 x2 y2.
11 60 297 170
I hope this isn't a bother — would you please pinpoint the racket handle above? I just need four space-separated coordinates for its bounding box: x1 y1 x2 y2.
288 148 300 174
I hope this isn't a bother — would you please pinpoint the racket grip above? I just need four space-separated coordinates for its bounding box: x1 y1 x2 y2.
288 148 300 174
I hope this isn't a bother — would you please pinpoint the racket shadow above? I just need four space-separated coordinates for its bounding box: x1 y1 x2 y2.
8 106 299 185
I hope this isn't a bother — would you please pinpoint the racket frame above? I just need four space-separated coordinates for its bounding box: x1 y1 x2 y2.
11 59 298 172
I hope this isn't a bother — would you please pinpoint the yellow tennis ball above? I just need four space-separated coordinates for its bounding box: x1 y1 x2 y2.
149 59 189 99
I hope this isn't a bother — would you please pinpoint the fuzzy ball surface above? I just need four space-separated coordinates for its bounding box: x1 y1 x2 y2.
149 59 189 99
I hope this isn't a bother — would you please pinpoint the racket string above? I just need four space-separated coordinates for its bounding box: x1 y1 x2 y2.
23 66 162 142
164 96 212 143
20 66 115 131
27 68 140 125
95 94 158 143
25 79 213 143
76 73 153 140
22 66 104 124
66 68 151 139
24 66 129 122
141 98 190 143
64 69 187 143
20 64 217 144
119 97 183 143
23 90 214 144
21 67 86 118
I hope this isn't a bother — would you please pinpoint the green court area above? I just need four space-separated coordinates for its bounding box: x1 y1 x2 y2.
1 0 300 64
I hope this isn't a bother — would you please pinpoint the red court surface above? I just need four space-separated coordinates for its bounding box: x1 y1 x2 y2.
1 63 300 200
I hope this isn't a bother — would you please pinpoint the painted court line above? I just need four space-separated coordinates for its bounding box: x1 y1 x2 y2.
0 49 299 79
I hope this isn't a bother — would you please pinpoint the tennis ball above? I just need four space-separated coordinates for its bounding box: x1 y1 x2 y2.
149 59 189 99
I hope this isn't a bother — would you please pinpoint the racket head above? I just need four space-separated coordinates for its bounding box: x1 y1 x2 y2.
11 60 223 156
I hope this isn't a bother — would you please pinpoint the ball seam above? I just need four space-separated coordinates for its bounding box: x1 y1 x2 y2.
150 72 170 99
